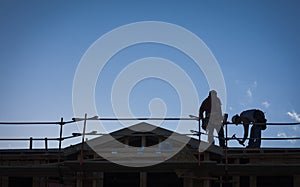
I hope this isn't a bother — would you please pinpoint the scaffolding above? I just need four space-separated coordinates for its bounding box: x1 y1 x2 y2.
0 115 300 187
0 114 299 150
0 115 299 164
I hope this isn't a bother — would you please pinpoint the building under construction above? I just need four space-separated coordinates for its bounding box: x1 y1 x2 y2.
0 118 300 187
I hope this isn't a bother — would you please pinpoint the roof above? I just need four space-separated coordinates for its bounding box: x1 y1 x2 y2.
64 122 224 156
1 122 300 176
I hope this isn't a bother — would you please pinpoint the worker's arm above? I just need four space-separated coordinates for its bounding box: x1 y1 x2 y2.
199 107 204 120
198 99 207 120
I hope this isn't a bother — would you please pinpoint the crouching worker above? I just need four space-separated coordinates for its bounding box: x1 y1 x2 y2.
232 109 267 148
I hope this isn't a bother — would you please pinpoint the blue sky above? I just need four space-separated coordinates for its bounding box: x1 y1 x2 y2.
0 1 299 148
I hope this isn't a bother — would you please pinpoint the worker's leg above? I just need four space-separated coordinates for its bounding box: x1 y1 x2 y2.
207 124 214 145
252 126 262 148
218 126 225 148
248 126 255 147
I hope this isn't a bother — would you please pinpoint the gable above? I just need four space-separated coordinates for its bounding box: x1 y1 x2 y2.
65 122 223 163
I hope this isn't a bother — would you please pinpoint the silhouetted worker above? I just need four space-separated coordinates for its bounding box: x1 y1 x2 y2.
232 109 267 148
199 90 225 148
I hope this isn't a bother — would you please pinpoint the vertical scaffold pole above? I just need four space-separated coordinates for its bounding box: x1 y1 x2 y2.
58 117 63 162
45 137 48 151
29 137 33 150
80 113 87 166
198 118 201 166
224 114 229 168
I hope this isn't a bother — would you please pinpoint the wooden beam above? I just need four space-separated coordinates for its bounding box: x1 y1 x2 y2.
294 175 300 187
249 176 256 187
140 172 147 187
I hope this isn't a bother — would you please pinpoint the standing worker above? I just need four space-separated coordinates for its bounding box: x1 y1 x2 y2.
199 90 225 148
231 109 267 148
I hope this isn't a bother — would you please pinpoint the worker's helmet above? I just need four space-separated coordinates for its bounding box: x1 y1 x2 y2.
232 114 241 125
209 90 217 96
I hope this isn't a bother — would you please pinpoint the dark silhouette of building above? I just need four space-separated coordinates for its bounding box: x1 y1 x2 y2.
0 122 300 187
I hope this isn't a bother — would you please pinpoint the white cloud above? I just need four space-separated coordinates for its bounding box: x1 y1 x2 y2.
253 81 257 88
289 137 297 144
287 111 300 122
277 132 296 144
292 126 298 131
235 80 241 84
277 132 286 138
247 88 252 98
246 81 257 99
262 101 270 108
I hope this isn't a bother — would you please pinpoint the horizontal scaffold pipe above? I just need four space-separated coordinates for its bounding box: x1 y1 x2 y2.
72 117 196 121
0 138 59 141
226 122 300 126
0 116 299 125
227 137 300 140
1 135 300 142
0 121 75 125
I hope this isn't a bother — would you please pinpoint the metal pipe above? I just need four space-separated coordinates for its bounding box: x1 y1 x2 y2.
58 118 63 152
80 113 87 166
45 137 48 151
29 137 33 150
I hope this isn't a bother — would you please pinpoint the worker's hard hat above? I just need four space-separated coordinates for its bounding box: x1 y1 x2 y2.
209 90 217 96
